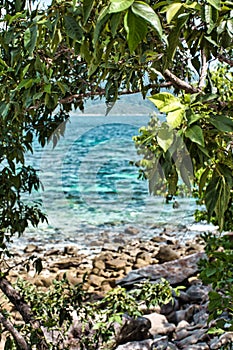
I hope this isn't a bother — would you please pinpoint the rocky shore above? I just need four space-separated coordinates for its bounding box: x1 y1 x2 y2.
1 226 233 349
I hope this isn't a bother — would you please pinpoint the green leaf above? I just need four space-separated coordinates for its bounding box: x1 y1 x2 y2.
205 175 220 218
64 16 82 41
167 108 185 129
185 125 204 147
206 0 221 10
187 113 203 126
209 115 233 132
110 13 122 37
24 25 38 56
83 0 94 24
166 3 183 24
148 92 182 113
131 1 162 38
108 0 134 14
94 7 110 44
157 125 174 152
199 167 210 196
124 10 148 53
167 14 189 61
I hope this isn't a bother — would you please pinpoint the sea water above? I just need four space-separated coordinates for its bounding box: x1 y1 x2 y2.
12 111 203 252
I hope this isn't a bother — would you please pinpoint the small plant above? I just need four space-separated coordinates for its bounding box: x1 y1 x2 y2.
199 233 233 335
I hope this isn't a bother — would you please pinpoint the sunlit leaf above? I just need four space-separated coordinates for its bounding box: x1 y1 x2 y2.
108 0 134 14
131 1 162 38
185 125 204 147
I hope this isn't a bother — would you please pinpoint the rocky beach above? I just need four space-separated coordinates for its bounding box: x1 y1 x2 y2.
1 225 233 349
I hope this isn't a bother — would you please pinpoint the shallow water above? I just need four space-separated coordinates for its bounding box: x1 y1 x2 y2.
11 112 212 253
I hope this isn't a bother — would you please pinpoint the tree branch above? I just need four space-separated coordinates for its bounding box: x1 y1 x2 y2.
0 311 29 350
27 82 173 110
0 277 48 349
164 69 199 94
199 49 207 90
217 53 233 67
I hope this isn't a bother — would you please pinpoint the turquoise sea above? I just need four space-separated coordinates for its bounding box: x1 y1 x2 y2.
13 109 206 253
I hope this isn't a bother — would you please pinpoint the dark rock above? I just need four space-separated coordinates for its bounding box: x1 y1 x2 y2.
116 315 151 345
186 284 210 302
210 332 233 349
175 329 208 348
152 335 168 350
115 339 153 350
117 253 206 287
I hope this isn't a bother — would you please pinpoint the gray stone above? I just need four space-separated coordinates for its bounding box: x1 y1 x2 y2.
117 253 206 287
144 312 176 336
116 315 151 345
124 226 140 235
185 344 209 350
152 335 168 350
186 284 210 302
175 329 208 348
210 332 233 349
115 339 153 350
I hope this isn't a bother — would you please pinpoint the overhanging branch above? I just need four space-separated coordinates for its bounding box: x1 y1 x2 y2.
217 53 233 67
164 69 199 94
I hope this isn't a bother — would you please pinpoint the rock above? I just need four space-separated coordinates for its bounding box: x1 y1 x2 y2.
117 253 206 287
150 236 167 243
88 274 105 287
115 339 153 350
175 329 208 348
24 244 41 254
51 258 82 269
155 246 180 263
124 226 140 235
176 320 190 330
44 248 61 256
152 336 168 350
106 258 127 270
193 309 209 325
210 332 233 349
144 312 176 336
64 246 78 256
185 344 209 350
93 258 106 270
160 299 179 316
186 284 210 302
116 315 151 345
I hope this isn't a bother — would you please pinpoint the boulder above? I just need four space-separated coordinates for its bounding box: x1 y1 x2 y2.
116 315 151 345
115 339 153 350
155 246 180 263
144 312 176 336
117 253 206 287
106 259 127 270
